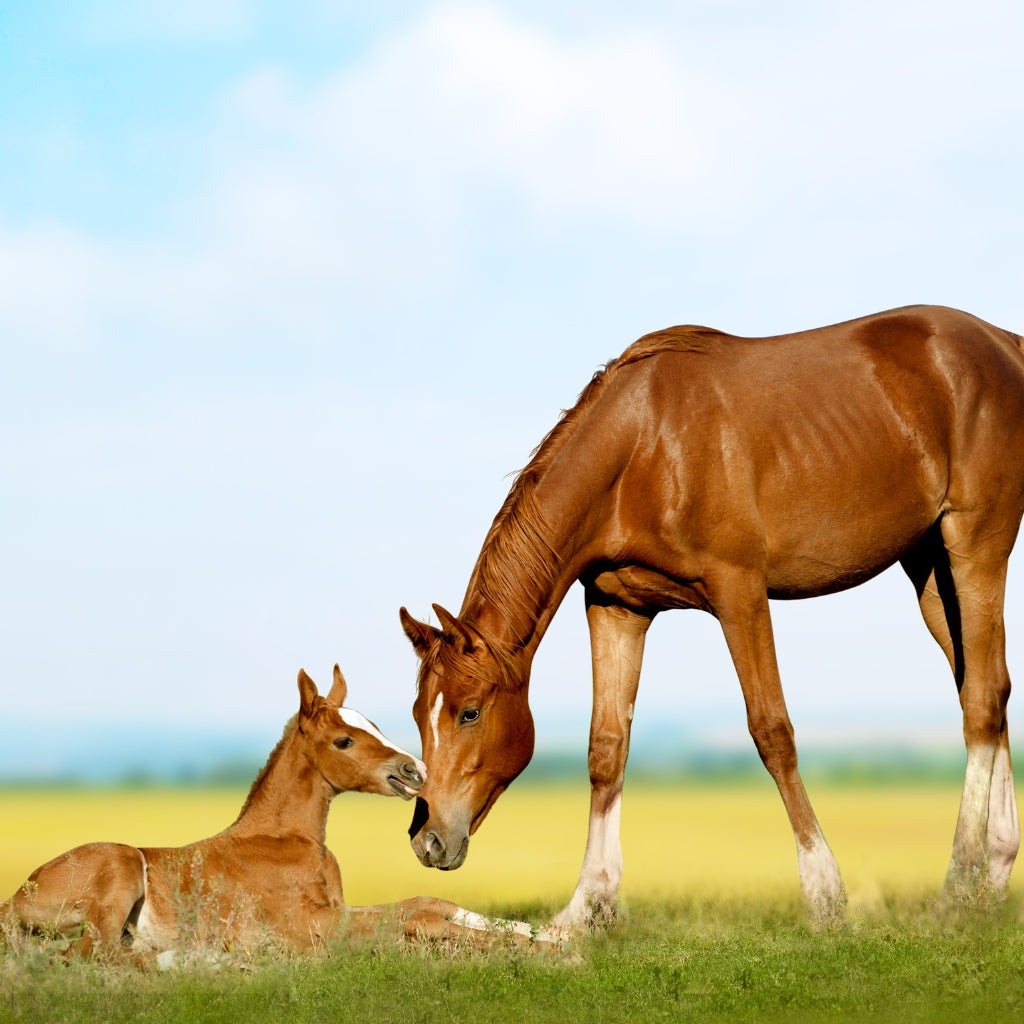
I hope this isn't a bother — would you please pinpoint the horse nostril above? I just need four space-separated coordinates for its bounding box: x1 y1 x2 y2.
402 761 422 784
424 831 445 861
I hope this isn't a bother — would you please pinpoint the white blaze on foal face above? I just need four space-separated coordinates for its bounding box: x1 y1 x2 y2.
336 706 427 780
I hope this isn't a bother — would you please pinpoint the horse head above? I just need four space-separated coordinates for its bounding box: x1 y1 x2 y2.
297 665 426 800
400 604 535 870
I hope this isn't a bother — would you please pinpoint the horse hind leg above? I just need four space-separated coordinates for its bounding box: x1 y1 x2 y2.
927 511 1018 899
902 530 1020 895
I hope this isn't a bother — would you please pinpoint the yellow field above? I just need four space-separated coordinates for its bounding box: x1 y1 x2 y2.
0 780 1003 913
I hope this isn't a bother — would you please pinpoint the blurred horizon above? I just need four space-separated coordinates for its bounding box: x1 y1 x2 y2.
0 716 988 787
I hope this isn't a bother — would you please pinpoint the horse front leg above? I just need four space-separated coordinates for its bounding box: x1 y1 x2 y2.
553 600 652 930
713 571 846 926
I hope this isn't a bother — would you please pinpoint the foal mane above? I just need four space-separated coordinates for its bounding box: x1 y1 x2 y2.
463 324 723 670
232 713 299 822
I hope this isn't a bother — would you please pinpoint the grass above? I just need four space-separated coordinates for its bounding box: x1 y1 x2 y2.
3 895 1024 1023
2 780 1023 1022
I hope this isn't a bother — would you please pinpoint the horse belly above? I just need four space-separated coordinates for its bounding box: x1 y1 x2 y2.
760 457 942 598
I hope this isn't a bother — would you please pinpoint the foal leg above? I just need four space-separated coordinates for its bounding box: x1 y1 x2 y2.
713 572 845 925
344 898 557 948
11 843 146 953
553 601 652 929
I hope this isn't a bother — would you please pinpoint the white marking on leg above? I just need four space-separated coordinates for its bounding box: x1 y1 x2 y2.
429 691 444 748
452 907 533 938
554 791 623 927
796 829 843 904
987 742 1019 890
955 743 997 868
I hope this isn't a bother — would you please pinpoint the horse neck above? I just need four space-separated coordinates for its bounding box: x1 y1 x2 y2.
461 443 616 667
228 729 333 842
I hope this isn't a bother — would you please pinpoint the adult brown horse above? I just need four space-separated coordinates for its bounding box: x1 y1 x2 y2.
400 304 1024 926
3 667 553 956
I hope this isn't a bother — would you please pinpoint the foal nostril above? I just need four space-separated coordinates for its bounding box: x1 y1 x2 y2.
400 760 423 784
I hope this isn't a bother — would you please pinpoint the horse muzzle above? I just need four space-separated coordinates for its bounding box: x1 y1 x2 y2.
408 797 470 869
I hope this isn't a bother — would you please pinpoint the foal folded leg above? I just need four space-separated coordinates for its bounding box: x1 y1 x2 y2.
713 570 845 925
553 600 652 929
343 898 555 948
11 843 146 954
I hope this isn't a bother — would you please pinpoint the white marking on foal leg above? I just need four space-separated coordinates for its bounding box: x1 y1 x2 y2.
987 742 1019 890
796 829 844 924
429 692 444 748
553 791 622 928
451 907 534 939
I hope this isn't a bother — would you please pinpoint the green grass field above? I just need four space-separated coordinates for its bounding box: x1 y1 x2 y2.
3 780 1023 1023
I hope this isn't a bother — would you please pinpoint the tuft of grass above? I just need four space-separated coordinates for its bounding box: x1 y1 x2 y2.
3 894 1024 1024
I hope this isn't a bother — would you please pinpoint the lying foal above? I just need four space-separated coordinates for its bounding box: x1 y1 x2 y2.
2 667 552 956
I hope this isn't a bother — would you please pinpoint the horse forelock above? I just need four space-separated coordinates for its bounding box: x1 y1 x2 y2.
416 628 517 696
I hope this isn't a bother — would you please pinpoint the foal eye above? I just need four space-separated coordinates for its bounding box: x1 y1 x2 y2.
458 708 480 726
334 737 354 750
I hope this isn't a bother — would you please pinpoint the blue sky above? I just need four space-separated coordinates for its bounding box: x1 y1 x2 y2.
3 1 1024 774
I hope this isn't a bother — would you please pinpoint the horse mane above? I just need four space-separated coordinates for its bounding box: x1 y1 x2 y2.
463 323 723 671
617 324 724 365
232 713 299 822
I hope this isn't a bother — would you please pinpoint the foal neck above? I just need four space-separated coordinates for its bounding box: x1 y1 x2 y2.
229 726 334 842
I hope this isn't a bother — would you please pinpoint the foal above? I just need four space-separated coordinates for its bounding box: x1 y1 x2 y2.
2 667 549 956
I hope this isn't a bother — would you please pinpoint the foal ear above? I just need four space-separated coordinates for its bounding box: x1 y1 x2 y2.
432 603 476 654
400 606 441 656
297 668 320 717
326 663 348 707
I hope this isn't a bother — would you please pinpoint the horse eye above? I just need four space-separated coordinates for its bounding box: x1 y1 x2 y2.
458 708 480 726
334 737 354 750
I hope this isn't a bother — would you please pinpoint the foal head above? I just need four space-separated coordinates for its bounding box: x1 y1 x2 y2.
297 665 426 800
400 605 535 870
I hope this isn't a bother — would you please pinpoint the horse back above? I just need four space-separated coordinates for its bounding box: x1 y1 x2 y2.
589 305 1024 598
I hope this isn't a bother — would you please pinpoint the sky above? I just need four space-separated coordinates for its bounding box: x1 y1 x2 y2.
3 0 1024 777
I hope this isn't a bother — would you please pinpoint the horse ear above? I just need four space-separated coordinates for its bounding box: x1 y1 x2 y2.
326 663 348 707
297 669 319 717
400 606 441 656
432 603 476 654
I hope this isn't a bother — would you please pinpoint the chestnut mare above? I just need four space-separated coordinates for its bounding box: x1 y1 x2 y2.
401 305 1024 926
3 667 549 955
